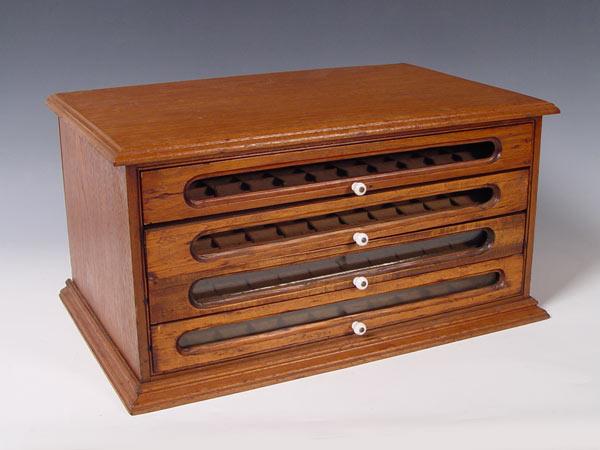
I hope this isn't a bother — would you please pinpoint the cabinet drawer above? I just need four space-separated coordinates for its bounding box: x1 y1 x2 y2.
145 169 528 290
141 123 533 224
151 255 524 373
148 214 525 323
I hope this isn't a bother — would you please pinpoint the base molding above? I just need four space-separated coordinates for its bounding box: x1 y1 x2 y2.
60 279 549 415
60 281 141 410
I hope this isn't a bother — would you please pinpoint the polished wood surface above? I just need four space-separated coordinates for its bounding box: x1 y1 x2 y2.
152 255 524 372
59 119 148 378
47 64 558 167
49 63 558 414
60 280 141 409
523 118 543 295
141 123 533 224
145 170 529 281
149 214 526 324
61 278 547 414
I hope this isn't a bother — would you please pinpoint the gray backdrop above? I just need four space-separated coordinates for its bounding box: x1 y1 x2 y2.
1 1 598 449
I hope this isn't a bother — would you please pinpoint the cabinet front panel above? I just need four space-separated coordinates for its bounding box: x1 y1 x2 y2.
145 170 528 281
151 255 524 373
141 123 533 224
148 214 525 324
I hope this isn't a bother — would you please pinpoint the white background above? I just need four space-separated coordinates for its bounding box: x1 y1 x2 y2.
1 1 599 449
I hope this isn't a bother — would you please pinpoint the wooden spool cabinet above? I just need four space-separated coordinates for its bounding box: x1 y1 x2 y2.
47 64 559 414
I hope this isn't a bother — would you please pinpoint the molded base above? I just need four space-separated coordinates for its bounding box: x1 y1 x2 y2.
60 279 549 415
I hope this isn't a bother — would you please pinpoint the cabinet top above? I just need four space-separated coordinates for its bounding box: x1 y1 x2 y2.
47 63 558 166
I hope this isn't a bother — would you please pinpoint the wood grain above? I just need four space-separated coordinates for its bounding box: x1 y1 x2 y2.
124 167 152 380
60 278 548 414
59 118 146 378
140 123 533 224
49 63 558 413
145 170 529 282
523 118 543 295
47 64 558 167
151 255 524 372
59 280 141 412
149 214 526 324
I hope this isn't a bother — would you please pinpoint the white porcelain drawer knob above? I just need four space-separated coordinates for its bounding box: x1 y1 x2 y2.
352 321 367 336
353 232 369 246
353 276 369 290
351 181 367 196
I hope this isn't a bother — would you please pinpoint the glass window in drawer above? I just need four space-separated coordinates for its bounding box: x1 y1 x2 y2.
147 214 525 324
190 228 491 308
151 255 524 372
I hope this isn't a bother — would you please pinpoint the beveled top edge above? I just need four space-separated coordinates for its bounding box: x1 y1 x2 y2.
47 64 559 167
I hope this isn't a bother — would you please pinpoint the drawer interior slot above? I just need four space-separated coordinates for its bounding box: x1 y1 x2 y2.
185 141 497 203
180 271 501 349
191 187 495 255
190 228 492 307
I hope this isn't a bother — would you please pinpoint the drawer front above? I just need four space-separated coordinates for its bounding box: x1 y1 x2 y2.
151 255 524 373
141 123 533 224
148 214 526 324
145 169 528 286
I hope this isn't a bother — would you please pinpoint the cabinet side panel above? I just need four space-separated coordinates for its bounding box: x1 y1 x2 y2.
523 117 542 295
59 118 142 377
